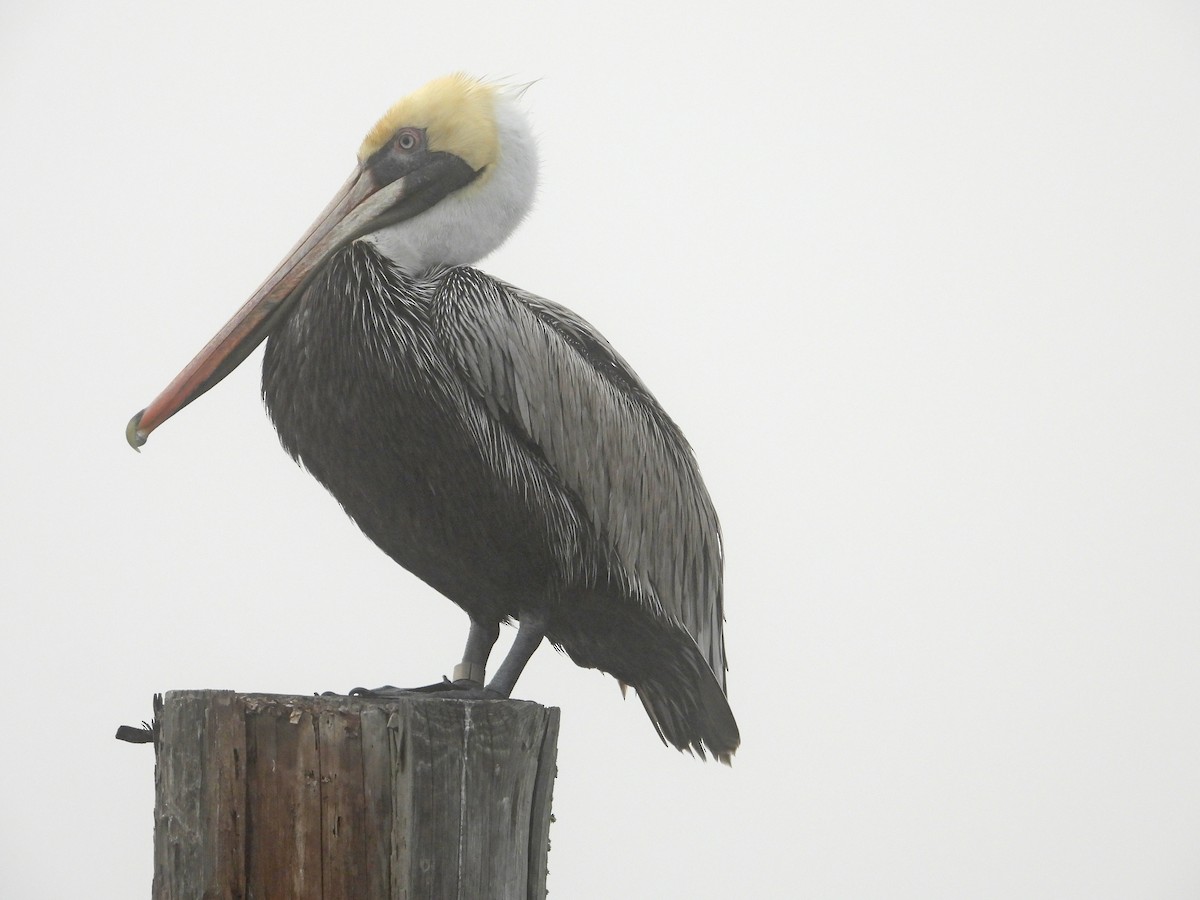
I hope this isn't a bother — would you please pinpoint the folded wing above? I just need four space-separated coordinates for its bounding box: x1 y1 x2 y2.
428 267 727 690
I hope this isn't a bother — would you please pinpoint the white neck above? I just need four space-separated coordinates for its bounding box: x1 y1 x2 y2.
364 92 538 274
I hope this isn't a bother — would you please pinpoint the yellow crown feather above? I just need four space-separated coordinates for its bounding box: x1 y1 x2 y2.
359 73 498 171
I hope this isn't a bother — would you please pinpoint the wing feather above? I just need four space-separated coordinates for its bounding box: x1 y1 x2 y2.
429 268 727 687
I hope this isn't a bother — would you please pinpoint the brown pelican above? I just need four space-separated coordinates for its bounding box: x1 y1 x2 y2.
127 74 739 762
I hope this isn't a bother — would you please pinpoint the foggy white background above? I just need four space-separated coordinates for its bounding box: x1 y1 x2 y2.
3 2 1199 897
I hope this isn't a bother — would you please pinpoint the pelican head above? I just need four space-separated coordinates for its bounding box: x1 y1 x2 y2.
126 73 538 449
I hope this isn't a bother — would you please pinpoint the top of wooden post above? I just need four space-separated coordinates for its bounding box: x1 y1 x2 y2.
151 690 560 900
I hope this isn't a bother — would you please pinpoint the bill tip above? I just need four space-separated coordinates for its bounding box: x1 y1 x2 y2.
126 410 148 451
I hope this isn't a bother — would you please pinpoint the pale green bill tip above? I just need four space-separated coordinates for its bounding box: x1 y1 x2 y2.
126 410 148 451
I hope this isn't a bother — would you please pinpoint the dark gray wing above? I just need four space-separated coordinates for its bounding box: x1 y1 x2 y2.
428 267 726 689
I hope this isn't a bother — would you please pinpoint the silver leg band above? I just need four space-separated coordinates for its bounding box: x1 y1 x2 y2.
453 662 486 684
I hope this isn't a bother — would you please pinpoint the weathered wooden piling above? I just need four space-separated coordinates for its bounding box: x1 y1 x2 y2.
147 690 559 899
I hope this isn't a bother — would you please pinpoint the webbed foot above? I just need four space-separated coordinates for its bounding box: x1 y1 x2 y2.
345 678 505 701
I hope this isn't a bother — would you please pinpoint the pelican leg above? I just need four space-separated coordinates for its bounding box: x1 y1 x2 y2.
452 618 501 686
349 617 499 697
484 609 547 697
352 611 546 700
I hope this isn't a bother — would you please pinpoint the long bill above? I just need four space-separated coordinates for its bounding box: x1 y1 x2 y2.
125 163 402 449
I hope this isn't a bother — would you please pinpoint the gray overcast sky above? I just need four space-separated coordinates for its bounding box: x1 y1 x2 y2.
3 1 1200 897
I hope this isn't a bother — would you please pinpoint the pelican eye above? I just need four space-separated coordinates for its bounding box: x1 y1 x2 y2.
394 128 422 152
